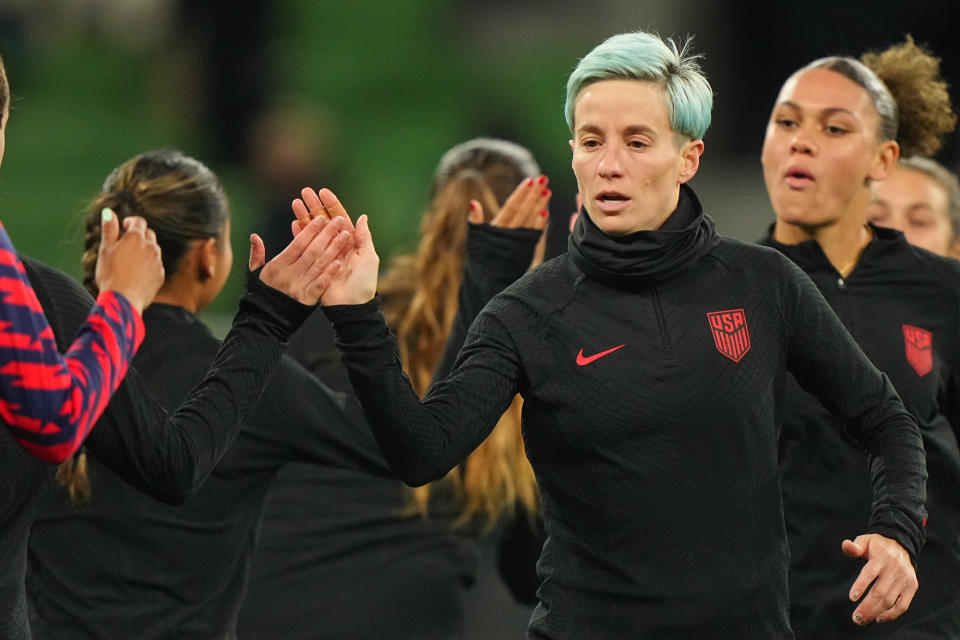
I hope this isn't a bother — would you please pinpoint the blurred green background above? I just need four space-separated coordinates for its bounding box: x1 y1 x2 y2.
0 1 585 318
1 0 958 322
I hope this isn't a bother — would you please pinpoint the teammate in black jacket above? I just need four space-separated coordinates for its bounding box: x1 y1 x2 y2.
297 32 927 638
0 60 344 638
761 39 960 637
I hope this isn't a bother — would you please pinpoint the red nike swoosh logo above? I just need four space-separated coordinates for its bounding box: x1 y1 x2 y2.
576 344 626 366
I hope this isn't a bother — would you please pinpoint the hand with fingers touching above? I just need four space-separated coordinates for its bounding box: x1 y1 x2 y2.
287 187 380 306
842 533 918 625
95 209 165 314
248 213 353 305
468 174 552 231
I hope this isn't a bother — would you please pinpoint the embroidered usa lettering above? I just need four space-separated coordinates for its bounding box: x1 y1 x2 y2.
707 309 750 363
903 324 933 377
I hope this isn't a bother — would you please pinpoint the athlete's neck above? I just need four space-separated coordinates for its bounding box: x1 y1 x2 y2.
773 211 873 278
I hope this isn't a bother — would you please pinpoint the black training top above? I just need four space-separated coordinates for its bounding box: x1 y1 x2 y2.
27 300 387 640
238 223 542 640
323 185 927 639
0 257 309 640
765 226 960 637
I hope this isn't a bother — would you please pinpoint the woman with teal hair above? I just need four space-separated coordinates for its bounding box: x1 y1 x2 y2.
291 31 926 638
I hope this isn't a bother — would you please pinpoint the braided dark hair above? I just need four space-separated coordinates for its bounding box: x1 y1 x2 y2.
61 149 228 504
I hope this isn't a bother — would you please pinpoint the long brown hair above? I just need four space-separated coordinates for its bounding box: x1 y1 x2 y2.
379 138 541 529
57 150 228 503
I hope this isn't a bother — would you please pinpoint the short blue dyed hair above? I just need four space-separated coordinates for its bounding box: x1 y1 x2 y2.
564 32 713 140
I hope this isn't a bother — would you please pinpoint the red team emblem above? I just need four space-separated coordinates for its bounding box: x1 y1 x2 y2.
707 309 750 363
903 324 933 377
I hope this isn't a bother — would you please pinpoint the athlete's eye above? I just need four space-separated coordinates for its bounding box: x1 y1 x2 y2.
627 139 647 150
864 204 888 223
581 138 601 149
825 125 849 136
775 118 797 129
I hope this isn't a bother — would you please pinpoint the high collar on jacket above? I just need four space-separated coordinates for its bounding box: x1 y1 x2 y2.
144 302 203 326
760 223 908 278
568 183 720 289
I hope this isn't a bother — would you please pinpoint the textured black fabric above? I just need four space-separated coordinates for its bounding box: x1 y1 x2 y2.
0 257 306 640
238 223 542 640
765 225 960 638
324 189 926 639
28 303 383 640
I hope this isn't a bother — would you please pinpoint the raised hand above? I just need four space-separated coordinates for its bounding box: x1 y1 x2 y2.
95 208 165 314
842 533 918 625
468 174 551 230
248 213 352 305
289 187 379 306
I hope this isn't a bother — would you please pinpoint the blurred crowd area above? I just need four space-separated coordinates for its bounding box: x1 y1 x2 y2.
1 0 958 317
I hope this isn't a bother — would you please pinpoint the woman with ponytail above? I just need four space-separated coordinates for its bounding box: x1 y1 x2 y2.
380 138 545 530
239 138 549 639
760 36 960 635
26 149 381 639
0 53 343 638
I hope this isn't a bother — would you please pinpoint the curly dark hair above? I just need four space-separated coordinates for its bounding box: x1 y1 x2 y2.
861 35 956 158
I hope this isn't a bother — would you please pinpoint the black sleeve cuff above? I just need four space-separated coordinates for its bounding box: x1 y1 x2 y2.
239 268 316 340
466 223 542 288
322 297 391 346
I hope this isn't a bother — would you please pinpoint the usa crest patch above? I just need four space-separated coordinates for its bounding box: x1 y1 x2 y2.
902 324 933 377
707 309 750 363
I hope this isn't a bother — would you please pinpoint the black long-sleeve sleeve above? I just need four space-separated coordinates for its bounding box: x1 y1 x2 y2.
432 223 541 384
23 257 313 504
772 257 928 560
324 297 521 487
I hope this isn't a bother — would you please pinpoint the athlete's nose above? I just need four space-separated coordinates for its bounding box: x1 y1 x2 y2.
790 125 817 156
598 144 624 178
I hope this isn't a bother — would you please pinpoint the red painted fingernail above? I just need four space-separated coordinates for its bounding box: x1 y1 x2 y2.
526 178 534 187
538 175 546 185
469 201 477 212
540 210 548 218
542 189 549 196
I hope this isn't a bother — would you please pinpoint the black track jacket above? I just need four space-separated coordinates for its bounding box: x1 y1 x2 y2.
324 186 927 639
766 226 960 638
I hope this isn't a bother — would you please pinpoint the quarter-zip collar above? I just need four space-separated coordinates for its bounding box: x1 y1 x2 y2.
761 223 908 280
568 184 720 290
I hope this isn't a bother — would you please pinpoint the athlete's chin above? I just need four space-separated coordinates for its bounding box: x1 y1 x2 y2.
593 215 636 237
772 199 821 227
